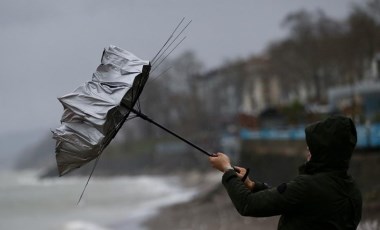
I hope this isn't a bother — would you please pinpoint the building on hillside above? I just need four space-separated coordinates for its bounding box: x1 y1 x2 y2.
195 55 309 129
328 80 380 122
195 59 257 125
241 56 280 115
328 52 380 122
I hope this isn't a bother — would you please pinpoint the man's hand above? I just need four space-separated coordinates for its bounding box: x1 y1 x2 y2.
208 152 232 173
234 166 255 190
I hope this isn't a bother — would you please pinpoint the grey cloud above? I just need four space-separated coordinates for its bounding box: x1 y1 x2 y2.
0 0 61 26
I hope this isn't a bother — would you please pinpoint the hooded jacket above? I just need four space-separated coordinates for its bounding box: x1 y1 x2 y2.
222 115 362 229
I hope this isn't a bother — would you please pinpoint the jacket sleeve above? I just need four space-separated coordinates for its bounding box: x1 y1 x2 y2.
222 169 309 217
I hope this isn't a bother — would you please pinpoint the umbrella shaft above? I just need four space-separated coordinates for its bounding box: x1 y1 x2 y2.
129 108 213 157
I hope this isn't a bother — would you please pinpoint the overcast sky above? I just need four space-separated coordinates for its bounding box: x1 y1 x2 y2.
0 0 363 137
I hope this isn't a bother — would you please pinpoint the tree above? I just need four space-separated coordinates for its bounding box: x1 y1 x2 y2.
266 2 380 104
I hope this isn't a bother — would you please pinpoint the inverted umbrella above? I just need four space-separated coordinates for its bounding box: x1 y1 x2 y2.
52 45 152 175
53 20 213 178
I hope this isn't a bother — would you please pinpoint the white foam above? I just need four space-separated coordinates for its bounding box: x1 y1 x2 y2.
358 220 379 230
0 171 199 230
62 220 110 230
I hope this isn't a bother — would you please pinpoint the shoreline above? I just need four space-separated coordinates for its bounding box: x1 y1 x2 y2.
142 171 279 230
106 171 213 230
141 171 380 230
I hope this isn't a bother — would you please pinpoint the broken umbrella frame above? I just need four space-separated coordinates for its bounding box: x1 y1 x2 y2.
53 18 222 203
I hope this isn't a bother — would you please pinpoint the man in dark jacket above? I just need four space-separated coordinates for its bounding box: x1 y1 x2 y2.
209 115 362 229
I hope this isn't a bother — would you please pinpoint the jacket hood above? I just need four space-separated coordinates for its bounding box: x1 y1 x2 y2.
301 115 357 174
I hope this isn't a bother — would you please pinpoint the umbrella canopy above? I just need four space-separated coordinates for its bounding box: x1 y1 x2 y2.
53 45 150 176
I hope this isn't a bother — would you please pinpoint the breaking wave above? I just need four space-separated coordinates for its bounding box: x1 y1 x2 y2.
0 171 198 230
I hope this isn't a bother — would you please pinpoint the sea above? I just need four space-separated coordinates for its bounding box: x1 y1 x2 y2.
0 170 197 230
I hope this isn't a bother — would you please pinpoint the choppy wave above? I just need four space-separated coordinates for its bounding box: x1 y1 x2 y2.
0 170 198 230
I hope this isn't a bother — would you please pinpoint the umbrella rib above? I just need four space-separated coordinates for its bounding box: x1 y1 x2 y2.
76 107 140 204
151 20 192 67
151 36 187 74
151 36 186 73
77 155 101 205
151 17 185 64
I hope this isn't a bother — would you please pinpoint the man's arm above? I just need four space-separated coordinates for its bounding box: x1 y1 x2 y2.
209 152 309 217
209 153 268 191
222 170 309 217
